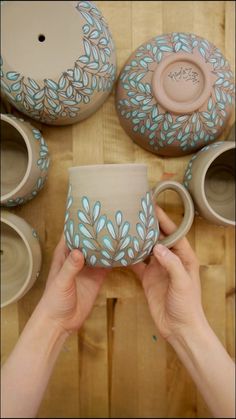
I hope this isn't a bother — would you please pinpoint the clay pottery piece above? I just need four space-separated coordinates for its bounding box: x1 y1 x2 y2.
183 141 235 226
227 122 235 141
0 1 116 125
64 164 194 267
1 211 42 308
116 32 235 156
0 113 50 206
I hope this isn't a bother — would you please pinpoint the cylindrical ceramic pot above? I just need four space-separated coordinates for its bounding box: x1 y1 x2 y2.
1 1 116 125
183 141 235 226
116 32 235 157
0 113 50 206
64 164 194 267
1 211 42 308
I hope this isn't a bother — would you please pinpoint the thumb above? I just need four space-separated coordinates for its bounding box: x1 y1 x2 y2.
56 249 84 288
153 244 187 287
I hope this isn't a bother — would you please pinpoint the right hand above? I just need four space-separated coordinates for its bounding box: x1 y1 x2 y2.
36 235 109 336
131 206 208 341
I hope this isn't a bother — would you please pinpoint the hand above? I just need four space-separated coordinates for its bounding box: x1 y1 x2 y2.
36 235 109 335
131 206 207 341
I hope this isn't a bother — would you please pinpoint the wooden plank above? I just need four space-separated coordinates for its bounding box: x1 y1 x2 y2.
78 296 109 418
136 287 167 418
1 304 19 367
195 219 226 266
131 1 163 50
197 265 226 418
110 295 139 418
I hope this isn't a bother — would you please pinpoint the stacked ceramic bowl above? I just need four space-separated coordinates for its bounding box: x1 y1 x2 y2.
0 113 50 307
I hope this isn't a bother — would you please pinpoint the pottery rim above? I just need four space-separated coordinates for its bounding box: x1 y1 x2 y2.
1 215 34 307
0 114 33 202
200 142 235 226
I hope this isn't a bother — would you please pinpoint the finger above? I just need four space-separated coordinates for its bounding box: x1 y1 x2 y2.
47 234 69 286
155 205 198 271
153 244 188 288
56 249 85 289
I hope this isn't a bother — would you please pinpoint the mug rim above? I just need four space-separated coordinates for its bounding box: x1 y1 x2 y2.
0 114 33 202
69 163 147 172
201 141 235 226
0 214 34 307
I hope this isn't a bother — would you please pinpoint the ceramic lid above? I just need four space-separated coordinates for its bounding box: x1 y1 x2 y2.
116 32 235 157
0 1 116 125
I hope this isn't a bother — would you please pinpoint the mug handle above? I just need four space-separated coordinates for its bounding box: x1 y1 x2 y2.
152 180 194 248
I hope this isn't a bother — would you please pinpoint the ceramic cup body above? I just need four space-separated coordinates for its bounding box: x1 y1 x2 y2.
184 141 235 226
1 1 116 125
1 211 42 308
0 114 50 206
116 32 235 157
64 164 194 267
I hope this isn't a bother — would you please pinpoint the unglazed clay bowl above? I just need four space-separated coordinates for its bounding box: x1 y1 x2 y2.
0 114 50 206
116 32 235 157
1 211 42 308
1 1 116 125
64 164 194 267
183 141 235 226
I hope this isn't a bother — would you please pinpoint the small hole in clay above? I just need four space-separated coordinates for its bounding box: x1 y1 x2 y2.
0 250 3 255
38 34 46 42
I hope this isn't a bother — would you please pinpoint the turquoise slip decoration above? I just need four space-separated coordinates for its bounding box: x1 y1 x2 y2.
64 185 159 267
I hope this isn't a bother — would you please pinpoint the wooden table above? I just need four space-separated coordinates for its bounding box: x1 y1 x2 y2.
1 1 235 418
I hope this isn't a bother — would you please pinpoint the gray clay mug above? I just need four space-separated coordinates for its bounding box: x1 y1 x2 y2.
64 164 194 267
183 141 235 226
1 210 42 308
0 113 50 206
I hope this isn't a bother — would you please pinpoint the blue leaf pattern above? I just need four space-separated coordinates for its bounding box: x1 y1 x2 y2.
92 201 101 222
79 223 93 239
96 215 107 233
117 32 235 154
4 117 49 207
0 1 116 124
183 142 223 188
82 196 90 213
77 210 90 224
64 188 159 267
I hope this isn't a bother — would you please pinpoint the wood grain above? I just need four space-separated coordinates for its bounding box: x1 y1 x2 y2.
1 1 235 418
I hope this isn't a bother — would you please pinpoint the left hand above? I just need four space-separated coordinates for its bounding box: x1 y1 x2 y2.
36 235 109 335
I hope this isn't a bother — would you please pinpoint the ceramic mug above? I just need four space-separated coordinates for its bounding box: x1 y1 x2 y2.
64 164 194 267
183 141 235 226
0 113 50 206
1 210 42 308
1 1 116 125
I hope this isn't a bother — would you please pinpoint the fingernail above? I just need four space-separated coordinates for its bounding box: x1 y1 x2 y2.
70 250 81 263
154 244 168 257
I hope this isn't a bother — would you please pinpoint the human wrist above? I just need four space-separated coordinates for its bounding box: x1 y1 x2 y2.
29 302 69 346
167 313 211 350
